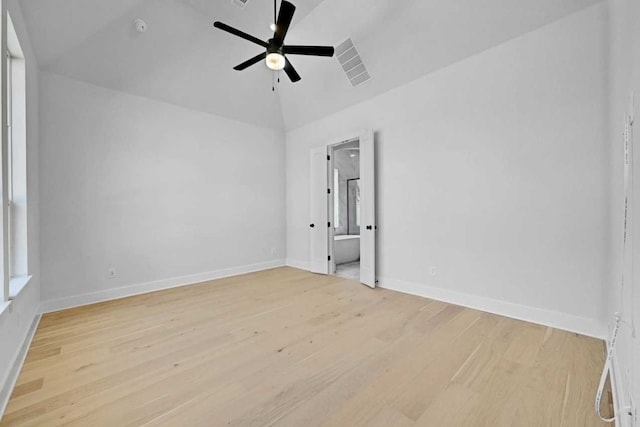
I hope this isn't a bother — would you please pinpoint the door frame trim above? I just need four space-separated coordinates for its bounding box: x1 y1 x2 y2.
314 128 373 280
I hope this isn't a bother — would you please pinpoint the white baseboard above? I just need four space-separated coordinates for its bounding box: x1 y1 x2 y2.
609 344 636 427
378 276 606 339
0 313 41 420
610 346 623 427
286 258 309 271
39 259 286 314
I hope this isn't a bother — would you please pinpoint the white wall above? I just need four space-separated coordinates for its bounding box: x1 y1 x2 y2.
39 72 286 306
286 4 609 337
607 0 640 423
0 0 41 412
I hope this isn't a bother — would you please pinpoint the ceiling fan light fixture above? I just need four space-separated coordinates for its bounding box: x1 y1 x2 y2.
213 0 334 83
266 53 285 70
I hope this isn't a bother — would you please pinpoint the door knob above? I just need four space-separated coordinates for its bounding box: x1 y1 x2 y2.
310 224 315 228
366 225 372 230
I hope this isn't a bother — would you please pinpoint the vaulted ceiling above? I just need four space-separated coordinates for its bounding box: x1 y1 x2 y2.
21 0 601 130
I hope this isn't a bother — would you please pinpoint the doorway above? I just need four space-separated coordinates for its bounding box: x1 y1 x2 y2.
308 129 376 287
331 140 361 280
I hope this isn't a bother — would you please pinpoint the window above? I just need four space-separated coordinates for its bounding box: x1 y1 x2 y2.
355 179 360 227
2 12 28 303
334 168 339 229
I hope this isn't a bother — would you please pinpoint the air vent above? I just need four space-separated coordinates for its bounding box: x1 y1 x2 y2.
335 38 371 87
231 0 249 8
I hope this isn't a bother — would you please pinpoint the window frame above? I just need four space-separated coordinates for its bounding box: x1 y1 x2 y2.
2 11 30 303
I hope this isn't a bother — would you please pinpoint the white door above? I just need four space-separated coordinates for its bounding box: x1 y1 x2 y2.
309 146 329 274
360 131 376 287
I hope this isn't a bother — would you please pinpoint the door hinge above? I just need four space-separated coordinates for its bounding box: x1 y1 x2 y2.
328 255 331 261
327 155 330 161
327 188 331 194
328 222 331 227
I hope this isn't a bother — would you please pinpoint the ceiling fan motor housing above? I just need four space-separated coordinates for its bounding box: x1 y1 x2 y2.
267 38 284 55
213 0 334 83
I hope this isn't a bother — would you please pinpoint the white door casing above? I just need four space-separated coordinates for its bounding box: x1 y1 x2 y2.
309 130 375 286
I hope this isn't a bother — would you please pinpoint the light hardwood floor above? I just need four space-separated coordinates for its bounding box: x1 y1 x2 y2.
1 267 611 426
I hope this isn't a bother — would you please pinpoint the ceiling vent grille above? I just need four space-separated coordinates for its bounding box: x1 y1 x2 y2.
335 38 371 87
231 0 250 8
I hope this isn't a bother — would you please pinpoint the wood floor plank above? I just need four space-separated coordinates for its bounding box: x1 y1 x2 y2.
0 267 610 426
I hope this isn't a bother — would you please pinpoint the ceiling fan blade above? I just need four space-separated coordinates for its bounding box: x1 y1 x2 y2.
273 1 296 46
234 52 267 71
283 45 335 57
213 21 268 48
283 57 301 82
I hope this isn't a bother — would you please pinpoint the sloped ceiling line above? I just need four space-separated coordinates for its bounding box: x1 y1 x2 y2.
20 0 602 130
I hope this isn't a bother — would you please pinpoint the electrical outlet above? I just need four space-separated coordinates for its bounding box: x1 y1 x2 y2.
430 266 437 276
271 247 279 256
108 268 116 279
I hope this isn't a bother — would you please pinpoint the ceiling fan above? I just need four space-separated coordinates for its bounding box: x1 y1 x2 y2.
213 0 335 83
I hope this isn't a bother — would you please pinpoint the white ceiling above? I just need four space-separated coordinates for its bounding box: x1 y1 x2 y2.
20 0 601 130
